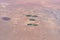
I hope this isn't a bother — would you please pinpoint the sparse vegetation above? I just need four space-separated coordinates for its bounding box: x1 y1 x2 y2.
26 14 32 17
32 24 38 26
32 15 38 17
29 18 36 21
27 23 38 26
26 14 38 18
27 23 33 26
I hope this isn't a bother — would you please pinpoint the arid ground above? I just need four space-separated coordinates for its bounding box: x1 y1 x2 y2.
0 0 60 40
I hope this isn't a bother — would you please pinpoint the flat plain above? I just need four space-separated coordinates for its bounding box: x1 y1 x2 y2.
0 0 60 40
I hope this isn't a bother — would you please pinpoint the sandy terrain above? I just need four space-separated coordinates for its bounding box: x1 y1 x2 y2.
0 0 60 40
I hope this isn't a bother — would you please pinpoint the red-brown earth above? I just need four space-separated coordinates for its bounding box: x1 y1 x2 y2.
0 0 60 40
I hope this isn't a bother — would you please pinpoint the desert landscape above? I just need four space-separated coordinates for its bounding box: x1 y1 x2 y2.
0 0 60 40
